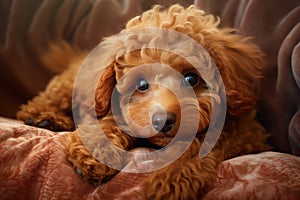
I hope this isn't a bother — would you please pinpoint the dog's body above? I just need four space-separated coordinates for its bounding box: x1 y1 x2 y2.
17 5 271 199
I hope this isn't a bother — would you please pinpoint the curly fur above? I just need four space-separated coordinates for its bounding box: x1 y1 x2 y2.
17 5 271 199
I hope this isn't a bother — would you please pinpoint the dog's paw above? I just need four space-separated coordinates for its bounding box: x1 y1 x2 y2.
65 132 124 185
72 160 118 185
17 108 74 131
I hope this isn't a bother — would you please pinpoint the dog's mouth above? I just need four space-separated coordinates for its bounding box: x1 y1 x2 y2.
131 131 176 149
131 126 209 150
132 138 165 150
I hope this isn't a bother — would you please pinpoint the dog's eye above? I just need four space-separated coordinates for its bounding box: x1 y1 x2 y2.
183 72 200 87
136 78 150 92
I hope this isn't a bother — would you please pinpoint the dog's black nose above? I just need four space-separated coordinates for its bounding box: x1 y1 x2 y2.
152 112 176 133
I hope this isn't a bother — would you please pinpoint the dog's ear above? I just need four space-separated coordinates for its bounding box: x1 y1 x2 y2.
210 32 266 116
94 62 116 118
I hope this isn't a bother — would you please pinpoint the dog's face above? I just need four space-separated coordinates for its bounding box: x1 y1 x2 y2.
93 5 266 148
113 53 212 147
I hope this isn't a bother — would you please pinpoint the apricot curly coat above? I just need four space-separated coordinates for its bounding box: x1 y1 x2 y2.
17 5 271 199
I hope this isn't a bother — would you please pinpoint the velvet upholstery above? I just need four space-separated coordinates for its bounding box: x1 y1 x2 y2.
0 0 193 118
195 0 300 156
1 0 299 155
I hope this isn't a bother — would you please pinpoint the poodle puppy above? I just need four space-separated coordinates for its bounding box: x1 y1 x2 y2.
17 5 271 199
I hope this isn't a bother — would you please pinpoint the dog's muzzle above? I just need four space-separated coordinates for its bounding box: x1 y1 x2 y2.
151 112 176 134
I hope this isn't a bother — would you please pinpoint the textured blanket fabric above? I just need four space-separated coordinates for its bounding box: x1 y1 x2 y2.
204 153 300 199
0 122 150 200
0 121 299 199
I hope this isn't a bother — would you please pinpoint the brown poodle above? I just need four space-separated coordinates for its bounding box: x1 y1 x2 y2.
17 5 271 199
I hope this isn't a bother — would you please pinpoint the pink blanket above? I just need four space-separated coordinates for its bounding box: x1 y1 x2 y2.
0 120 299 199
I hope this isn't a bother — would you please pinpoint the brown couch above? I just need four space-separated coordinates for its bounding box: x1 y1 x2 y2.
1 0 299 155
197 0 300 158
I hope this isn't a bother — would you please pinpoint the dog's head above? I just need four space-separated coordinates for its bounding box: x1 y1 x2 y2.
92 5 265 147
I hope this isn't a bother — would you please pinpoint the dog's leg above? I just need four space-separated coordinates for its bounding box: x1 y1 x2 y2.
16 62 79 131
65 131 121 184
65 115 134 184
16 42 85 131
